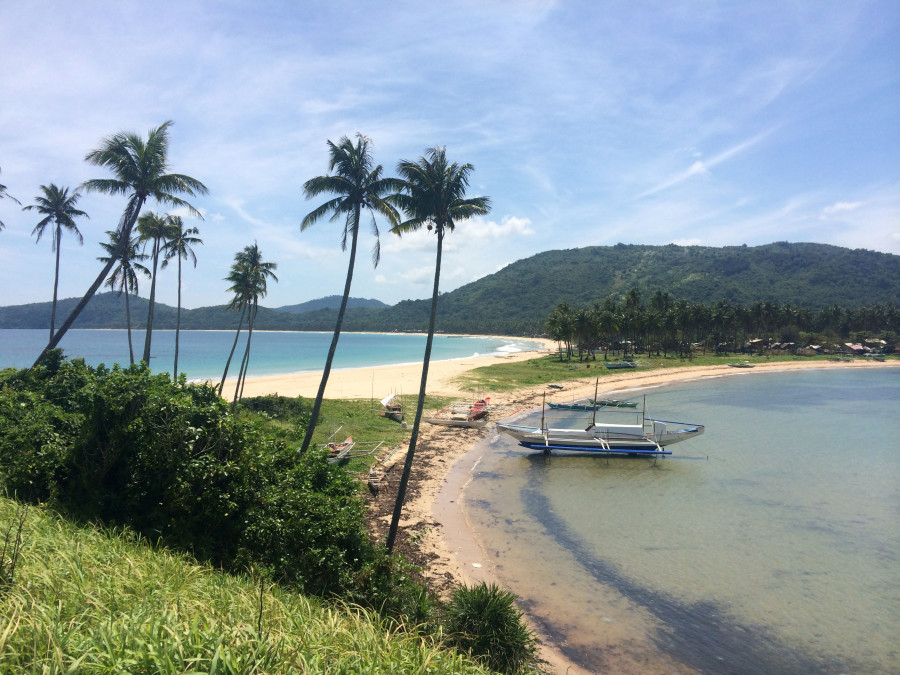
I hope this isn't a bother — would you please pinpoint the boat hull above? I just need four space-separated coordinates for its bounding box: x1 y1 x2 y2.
496 420 704 455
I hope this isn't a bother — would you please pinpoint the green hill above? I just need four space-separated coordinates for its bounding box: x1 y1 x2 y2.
279 242 900 334
273 295 388 314
2 243 898 334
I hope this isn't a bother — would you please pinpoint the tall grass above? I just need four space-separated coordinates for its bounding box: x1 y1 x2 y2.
0 498 491 674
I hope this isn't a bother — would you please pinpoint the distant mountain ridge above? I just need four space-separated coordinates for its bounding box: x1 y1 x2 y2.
273 296 388 314
0 294 386 331
1 243 897 334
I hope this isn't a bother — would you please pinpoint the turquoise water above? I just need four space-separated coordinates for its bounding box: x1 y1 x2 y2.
0 329 540 380
469 368 900 673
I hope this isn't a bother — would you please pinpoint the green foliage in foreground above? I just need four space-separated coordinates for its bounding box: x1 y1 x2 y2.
445 583 539 675
0 354 417 610
0 498 492 674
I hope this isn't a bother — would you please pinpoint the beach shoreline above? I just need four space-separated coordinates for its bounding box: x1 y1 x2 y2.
234 348 897 674
221 334 556 400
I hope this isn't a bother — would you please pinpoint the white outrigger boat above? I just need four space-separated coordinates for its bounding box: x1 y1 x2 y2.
496 386 704 456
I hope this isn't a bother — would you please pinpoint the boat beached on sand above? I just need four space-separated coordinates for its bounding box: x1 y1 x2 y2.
497 385 704 456
424 398 491 428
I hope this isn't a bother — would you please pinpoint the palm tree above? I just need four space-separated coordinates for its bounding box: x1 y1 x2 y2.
24 184 89 341
33 121 207 367
0 166 21 230
137 211 175 365
161 216 202 379
229 244 277 408
384 146 490 552
297 133 398 454
218 262 252 396
98 230 150 364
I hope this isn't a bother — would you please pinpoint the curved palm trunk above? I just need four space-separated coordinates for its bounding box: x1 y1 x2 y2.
233 300 257 409
173 255 182 379
299 206 361 454
387 227 443 552
142 240 161 364
50 225 62 341
239 301 259 401
218 304 247 396
33 204 144 367
125 286 135 365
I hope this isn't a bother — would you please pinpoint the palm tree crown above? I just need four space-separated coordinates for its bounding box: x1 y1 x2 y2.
0 166 21 230
25 184 88 248
301 133 399 266
24 184 89 340
389 146 491 238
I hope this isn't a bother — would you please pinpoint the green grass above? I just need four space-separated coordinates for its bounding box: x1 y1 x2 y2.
240 394 456 475
0 498 492 674
452 352 863 392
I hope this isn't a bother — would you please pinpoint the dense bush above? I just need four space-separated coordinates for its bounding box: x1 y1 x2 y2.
0 353 406 605
444 582 538 674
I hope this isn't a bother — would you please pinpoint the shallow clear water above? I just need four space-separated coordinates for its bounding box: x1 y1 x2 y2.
468 369 900 673
0 329 539 380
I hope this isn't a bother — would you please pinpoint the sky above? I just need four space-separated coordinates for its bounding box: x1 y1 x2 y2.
1 0 898 311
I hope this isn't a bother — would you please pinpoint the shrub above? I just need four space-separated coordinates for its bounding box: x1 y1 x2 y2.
0 356 391 604
444 582 538 674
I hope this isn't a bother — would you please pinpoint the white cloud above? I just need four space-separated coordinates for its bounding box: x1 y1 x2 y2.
820 201 863 218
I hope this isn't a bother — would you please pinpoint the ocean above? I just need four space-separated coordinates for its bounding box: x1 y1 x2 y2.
0 329 541 380
465 368 900 673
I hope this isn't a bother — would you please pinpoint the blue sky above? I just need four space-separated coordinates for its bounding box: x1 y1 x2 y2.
1 1 897 311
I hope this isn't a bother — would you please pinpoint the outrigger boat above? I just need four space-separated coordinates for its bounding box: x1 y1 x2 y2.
425 398 491 428
378 393 404 422
547 398 637 411
497 383 704 456
324 436 355 462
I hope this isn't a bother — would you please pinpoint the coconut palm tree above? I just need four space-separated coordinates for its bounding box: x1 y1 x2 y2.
98 230 150 364
161 216 202 379
0 166 21 230
230 243 277 408
384 146 490 552
24 184 89 341
137 211 175 365
297 133 398 453
218 261 252 396
33 121 207 367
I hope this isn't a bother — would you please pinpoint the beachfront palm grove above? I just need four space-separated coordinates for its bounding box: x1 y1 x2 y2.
0 123 541 672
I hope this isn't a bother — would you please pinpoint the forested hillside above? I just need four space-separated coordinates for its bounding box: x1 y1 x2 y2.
279 242 900 334
273 295 388 314
3 243 898 334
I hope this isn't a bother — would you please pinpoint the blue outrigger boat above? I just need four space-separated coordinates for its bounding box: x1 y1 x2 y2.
498 382 704 456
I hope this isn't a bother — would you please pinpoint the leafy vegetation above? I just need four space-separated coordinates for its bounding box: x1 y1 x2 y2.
445 583 539 675
0 354 412 608
0 353 542 672
0 498 493 674
541 290 897 363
